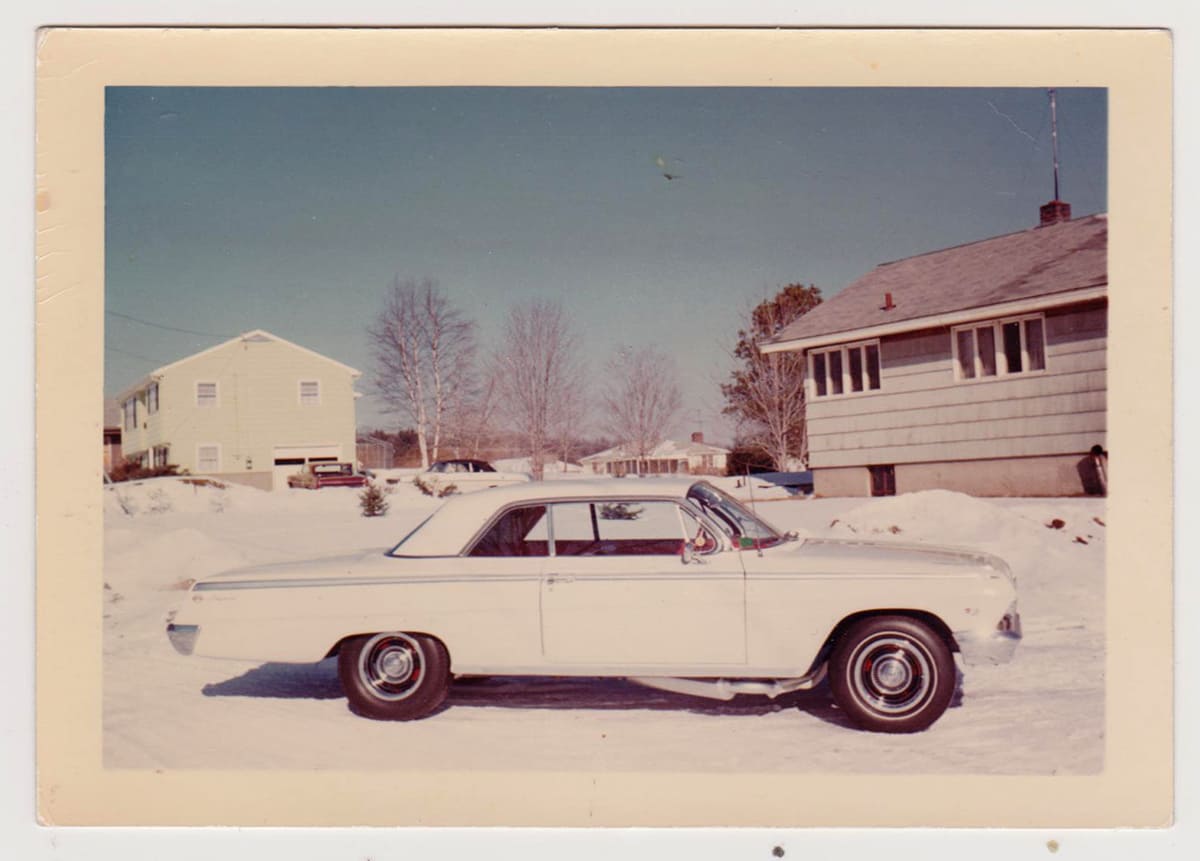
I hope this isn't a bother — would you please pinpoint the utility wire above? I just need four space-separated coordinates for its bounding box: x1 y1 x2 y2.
106 309 236 339
105 345 167 365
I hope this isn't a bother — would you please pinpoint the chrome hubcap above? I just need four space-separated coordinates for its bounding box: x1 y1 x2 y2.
872 656 912 691
849 634 936 717
378 646 414 682
358 633 424 702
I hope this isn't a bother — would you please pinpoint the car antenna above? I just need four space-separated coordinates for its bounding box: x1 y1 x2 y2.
745 467 763 557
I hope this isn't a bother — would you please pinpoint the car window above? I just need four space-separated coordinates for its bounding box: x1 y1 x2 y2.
468 505 550 557
551 500 693 556
687 482 784 548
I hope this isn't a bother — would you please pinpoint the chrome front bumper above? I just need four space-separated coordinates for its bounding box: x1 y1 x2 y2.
166 623 200 656
955 608 1022 666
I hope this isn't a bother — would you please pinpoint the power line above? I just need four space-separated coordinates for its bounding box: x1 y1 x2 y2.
106 309 236 339
105 345 167 365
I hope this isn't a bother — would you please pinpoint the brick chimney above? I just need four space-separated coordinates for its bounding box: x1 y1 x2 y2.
691 431 704 444
1039 199 1072 226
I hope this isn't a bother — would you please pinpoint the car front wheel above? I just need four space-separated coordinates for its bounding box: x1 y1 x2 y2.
828 615 955 733
338 631 450 720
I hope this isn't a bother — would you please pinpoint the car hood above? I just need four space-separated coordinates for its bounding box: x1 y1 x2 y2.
768 537 1013 581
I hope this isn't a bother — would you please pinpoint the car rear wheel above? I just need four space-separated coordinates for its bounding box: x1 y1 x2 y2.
829 615 955 733
338 631 450 720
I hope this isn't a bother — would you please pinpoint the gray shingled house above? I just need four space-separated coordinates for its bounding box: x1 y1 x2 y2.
763 204 1107 497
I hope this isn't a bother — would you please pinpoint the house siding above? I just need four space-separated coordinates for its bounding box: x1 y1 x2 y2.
806 300 1106 494
120 335 358 488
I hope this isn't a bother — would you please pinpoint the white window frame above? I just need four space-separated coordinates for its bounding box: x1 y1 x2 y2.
809 338 883 399
152 445 170 468
298 379 321 406
122 397 137 431
196 443 221 473
951 313 1047 382
147 382 159 415
195 381 219 408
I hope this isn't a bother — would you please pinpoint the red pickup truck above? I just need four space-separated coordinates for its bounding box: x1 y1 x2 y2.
287 462 369 490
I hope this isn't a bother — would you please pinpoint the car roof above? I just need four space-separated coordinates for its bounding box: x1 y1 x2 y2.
394 477 707 556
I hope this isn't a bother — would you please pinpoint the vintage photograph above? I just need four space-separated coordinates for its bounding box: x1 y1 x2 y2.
102 84 1107 772
33 28 1172 828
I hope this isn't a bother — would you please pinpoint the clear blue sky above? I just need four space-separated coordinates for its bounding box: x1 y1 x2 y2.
104 86 1106 442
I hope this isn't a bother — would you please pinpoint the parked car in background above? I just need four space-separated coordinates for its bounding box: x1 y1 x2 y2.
287 462 369 490
418 459 532 494
168 479 1021 733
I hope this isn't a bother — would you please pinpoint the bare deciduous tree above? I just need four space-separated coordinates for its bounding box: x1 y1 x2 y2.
442 367 500 459
493 300 581 481
733 347 809 472
368 278 475 469
552 379 589 470
721 284 822 470
602 346 683 475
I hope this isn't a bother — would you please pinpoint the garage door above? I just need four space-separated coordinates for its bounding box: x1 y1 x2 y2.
272 444 342 490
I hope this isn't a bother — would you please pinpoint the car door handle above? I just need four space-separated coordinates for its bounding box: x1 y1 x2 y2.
545 573 575 586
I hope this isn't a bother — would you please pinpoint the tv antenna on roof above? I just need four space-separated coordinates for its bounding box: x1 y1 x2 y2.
1049 88 1061 201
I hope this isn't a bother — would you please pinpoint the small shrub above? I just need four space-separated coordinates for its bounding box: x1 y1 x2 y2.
413 476 458 498
359 482 390 517
108 457 185 483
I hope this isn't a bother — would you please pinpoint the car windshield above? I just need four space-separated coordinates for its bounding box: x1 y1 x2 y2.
686 482 785 548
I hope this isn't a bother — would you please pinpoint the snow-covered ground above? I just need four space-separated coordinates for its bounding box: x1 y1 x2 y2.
103 476 1105 774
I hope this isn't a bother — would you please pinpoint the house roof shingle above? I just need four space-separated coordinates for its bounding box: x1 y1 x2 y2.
770 213 1107 347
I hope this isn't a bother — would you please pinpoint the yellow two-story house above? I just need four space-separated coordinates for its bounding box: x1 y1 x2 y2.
114 330 361 490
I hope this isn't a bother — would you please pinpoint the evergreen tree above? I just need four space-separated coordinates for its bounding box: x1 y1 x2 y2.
359 483 390 517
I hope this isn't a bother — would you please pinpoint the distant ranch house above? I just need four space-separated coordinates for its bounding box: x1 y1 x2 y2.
763 203 1107 498
114 330 361 491
581 433 730 477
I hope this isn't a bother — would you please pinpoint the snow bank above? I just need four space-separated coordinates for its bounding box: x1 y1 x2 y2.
492 458 579 477
104 476 259 518
105 474 436 519
706 474 796 502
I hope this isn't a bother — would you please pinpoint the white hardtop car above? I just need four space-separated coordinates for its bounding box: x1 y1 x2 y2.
168 478 1021 733
417 459 532 494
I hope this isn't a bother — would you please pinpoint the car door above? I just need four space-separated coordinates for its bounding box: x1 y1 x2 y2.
539 499 746 667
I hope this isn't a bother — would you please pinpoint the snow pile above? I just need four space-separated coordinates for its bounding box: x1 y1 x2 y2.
829 489 1037 543
492 457 579 477
706 474 796 502
104 476 262 518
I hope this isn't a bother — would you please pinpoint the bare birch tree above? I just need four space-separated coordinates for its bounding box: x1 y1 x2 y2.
493 299 581 481
602 346 683 475
368 278 475 469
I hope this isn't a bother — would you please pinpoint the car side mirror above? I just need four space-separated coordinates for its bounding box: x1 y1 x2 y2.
681 540 696 565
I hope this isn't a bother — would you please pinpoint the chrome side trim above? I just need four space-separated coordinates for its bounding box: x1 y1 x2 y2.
193 573 545 592
166 623 199 655
193 571 745 592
